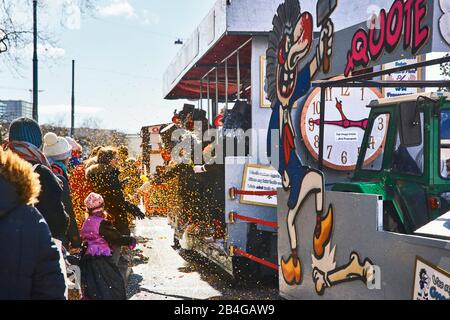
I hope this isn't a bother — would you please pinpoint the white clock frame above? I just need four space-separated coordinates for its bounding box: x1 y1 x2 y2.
300 77 385 171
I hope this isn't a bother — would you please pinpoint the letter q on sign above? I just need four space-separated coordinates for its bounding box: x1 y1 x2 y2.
440 0 450 45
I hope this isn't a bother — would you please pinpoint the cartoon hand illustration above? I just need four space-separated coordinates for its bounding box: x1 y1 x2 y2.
316 19 334 72
312 252 375 295
312 267 329 294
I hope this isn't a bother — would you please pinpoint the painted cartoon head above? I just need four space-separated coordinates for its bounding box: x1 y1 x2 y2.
266 0 313 108
419 269 429 282
276 12 313 107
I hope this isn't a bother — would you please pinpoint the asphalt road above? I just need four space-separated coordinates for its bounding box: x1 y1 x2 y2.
127 217 280 300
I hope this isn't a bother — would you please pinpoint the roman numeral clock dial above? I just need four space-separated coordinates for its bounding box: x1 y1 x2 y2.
300 78 385 171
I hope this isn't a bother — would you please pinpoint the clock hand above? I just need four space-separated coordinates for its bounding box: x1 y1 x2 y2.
310 118 369 129
310 98 369 129
335 98 346 121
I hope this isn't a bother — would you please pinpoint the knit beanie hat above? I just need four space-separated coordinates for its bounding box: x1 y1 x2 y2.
84 192 105 216
8 117 43 148
43 132 72 161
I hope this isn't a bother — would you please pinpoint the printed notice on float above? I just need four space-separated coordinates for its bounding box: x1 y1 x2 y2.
241 165 282 207
335 132 358 142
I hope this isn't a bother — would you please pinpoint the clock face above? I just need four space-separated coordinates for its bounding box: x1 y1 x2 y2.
300 80 385 171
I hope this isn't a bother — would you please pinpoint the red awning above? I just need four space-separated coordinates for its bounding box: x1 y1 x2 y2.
165 35 252 100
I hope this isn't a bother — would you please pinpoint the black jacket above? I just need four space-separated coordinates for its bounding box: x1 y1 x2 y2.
86 163 144 235
99 220 135 247
152 163 204 223
0 176 66 300
33 164 70 240
57 173 81 249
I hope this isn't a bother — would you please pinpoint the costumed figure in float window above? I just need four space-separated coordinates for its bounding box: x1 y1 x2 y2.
266 0 334 285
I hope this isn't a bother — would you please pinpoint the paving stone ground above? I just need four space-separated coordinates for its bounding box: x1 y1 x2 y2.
127 217 280 300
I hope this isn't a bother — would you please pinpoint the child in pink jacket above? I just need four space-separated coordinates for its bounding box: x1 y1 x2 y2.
80 192 136 300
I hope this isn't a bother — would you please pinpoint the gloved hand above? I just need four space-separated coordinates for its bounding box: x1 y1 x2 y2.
193 165 206 173
136 211 146 220
128 237 137 250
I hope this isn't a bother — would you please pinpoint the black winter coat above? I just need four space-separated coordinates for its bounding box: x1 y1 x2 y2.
57 173 81 249
153 163 204 224
201 163 225 223
0 177 66 300
86 164 143 235
32 164 70 240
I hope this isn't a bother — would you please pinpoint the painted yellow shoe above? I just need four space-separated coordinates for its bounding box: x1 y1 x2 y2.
281 255 302 285
313 205 334 259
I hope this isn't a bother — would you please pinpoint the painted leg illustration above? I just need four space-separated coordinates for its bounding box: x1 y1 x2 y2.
312 252 375 295
313 204 333 259
281 169 327 285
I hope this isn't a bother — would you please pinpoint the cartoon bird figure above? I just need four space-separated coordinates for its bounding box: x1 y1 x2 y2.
266 0 334 285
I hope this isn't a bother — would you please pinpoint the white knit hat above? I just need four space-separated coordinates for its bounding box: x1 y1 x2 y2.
43 132 72 161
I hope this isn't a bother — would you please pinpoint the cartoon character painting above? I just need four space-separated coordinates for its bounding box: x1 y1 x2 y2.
267 0 376 294
416 268 430 300
310 205 375 296
266 0 333 286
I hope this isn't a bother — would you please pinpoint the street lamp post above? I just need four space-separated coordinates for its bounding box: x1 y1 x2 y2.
71 60 75 137
32 0 38 122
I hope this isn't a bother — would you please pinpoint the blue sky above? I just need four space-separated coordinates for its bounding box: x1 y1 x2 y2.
0 0 216 133
0 0 446 134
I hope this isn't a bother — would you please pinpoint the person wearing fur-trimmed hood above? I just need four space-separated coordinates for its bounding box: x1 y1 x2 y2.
0 149 66 299
3 118 69 241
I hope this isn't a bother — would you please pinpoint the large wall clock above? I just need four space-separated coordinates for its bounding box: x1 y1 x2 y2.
300 77 385 171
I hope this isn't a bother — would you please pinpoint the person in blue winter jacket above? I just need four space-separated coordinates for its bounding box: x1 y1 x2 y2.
0 148 66 300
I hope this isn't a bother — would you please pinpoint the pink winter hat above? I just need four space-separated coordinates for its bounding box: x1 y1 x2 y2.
65 136 82 152
84 192 105 215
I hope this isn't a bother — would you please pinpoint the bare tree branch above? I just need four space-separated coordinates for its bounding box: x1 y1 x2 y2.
0 0 94 74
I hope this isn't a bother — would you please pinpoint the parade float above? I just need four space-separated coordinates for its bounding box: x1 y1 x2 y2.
158 0 450 298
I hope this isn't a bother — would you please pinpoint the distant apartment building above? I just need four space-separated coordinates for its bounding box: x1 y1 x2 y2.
0 100 33 122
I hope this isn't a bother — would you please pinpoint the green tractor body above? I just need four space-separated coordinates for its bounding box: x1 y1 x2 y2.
333 92 450 234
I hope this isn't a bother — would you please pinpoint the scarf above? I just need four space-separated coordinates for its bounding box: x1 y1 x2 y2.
3 140 51 169
50 160 69 179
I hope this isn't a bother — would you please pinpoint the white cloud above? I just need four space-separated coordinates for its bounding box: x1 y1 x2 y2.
97 1 135 18
40 45 66 59
141 9 160 25
62 1 82 30
40 105 104 115
15 44 66 59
